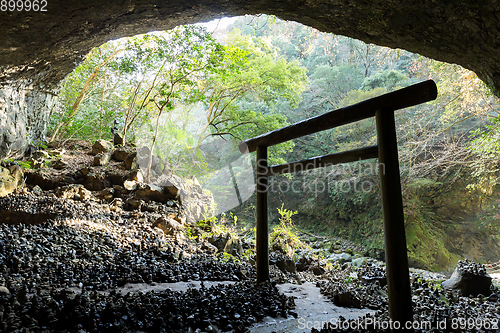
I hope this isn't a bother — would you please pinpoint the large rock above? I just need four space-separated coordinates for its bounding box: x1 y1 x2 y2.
84 173 107 191
134 183 169 203
0 165 23 197
0 85 55 159
335 291 362 308
113 149 129 162
113 133 123 146
123 179 138 191
91 140 113 155
98 188 114 201
55 184 93 201
124 198 143 211
207 234 230 253
205 233 243 256
153 216 183 236
270 252 296 273
25 171 60 190
327 253 352 264
351 257 368 267
156 174 214 224
127 170 143 182
442 260 492 296
0 286 10 295
200 241 218 255
123 152 138 170
223 237 243 256
93 152 112 166
122 170 143 191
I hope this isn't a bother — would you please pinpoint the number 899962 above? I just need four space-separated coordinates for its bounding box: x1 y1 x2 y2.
1 0 47 12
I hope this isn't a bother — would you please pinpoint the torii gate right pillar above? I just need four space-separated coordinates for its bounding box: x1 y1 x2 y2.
376 108 414 331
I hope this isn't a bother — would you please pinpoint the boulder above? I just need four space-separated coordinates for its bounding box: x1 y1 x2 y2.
153 216 183 236
200 241 218 255
84 173 106 191
134 183 167 203
223 237 243 256
98 188 114 201
9 165 22 184
0 286 10 295
31 185 43 195
0 166 9 179
123 179 138 191
276 256 296 273
123 152 138 170
311 263 326 275
25 171 60 190
442 260 492 296
270 251 297 273
124 198 143 211
0 165 23 197
207 233 230 253
113 149 129 162
80 167 92 176
351 257 368 267
296 257 311 272
157 174 181 197
91 139 113 155
127 170 143 182
328 253 352 264
55 184 93 201
93 152 112 166
335 291 362 308
107 173 125 186
156 174 214 223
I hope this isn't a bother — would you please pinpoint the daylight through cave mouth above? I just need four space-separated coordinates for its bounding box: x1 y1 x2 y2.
39 15 500 273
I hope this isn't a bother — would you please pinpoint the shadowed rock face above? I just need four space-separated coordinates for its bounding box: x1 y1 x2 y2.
0 0 499 156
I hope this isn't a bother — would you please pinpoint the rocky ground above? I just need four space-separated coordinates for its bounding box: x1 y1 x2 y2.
1 140 500 332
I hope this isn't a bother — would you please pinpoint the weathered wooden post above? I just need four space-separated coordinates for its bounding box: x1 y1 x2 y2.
256 145 269 282
376 108 414 331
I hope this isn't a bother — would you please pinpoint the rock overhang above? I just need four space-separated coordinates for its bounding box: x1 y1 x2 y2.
0 0 499 158
1 0 499 91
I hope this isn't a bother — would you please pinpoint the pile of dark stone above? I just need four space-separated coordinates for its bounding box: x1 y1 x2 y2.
314 261 500 333
1 281 294 332
0 189 301 332
317 263 387 310
442 259 492 296
0 193 255 292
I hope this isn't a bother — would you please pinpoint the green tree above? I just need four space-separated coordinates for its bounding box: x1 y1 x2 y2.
197 31 308 164
127 26 226 182
50 43 125 142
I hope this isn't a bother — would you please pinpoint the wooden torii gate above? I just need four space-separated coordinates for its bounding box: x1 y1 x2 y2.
239 80 438 329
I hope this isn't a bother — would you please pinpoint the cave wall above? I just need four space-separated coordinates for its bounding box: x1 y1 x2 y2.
1 0 500 157
0 82 55 157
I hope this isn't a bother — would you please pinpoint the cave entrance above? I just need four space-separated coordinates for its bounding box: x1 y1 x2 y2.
240 79 438 327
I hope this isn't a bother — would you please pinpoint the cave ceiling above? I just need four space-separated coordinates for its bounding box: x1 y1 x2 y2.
0 0 499 93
